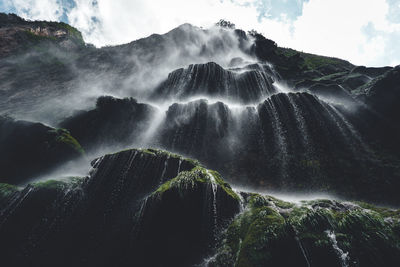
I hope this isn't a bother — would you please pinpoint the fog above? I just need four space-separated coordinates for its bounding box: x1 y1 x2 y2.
1 22 376 198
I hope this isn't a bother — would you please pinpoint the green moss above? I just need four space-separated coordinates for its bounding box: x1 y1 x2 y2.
153 166 240 201
278 48 299 58
131 148 200 167
301 53 351 70
267 196 295 209
214 192 400 266
57 22 84 42
32 179 68 190
355 201 400 219
154 167 208 195
52 128 85 155
32 176 84 191
208 170 241 202
312 71 348 82
277 47 353 71
0 183 20 198
145 148 191 161
295 208 336 233
248 194 270 208
224 206 286 266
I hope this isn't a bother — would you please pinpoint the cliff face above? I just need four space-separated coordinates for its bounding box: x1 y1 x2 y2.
1 13 399 203
0 148 399 267
0 148 240 266
0 13 84 58
1 13 400 266
0 116 84 184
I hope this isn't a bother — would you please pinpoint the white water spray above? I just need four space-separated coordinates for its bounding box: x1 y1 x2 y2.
325 230 350 267
206 169 218 237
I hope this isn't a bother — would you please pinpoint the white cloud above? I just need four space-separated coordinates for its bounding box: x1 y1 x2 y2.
286 0 391 65
3 0 400 66
3 0 64 21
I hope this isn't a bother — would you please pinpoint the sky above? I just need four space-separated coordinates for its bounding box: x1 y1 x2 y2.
1 0 400 67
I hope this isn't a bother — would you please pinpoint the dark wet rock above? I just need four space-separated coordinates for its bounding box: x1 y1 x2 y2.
152 92 400 204
60 96 156 150
152 61 278 104
359 65 400 122
0 148 240 267
134 167 240 266
0 13 84 58
0 116 84 184
307 83 355 103
1 148 399 267
350 65 393 78
211 194 400 267
341 73 371 90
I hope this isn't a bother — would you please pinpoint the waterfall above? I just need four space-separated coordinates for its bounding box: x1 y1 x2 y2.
235 238 243 266
265 98 289 179
329 105 371 154
287 94 312 152
139 105 167 146
295 235 311 267
177 158 182 175
319 102 355 145
325 230 349 267
206 169 218 238
232 188 245 212
0 186 34 227
154 62 279 104
159 155 169 184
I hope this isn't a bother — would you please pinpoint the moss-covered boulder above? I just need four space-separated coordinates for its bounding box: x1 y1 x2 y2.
1 148 399 266
134 166 241 266
0 148 240 267
211 195 400 267
0 116 84 184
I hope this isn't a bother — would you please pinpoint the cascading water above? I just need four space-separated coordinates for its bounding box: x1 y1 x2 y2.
159 155 169 184
286 93 312 152
0 186 34 227
232 188 245 212
325 230 350 267
139 105 167 147
206 169 218 238
177 158 182 175
126 58 381 194
295 234 311 267
2 16 400 267
264 98 289 179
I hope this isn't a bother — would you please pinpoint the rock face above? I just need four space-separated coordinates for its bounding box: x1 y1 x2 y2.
60 96 156 149
1 13 397 203
359 65 400 121
59 89 400 204
0 149 240 267
1 13 400 266
0 116 84 184
211 194 400 267
152 62 278 104
0 149 399 267
0 13 84 58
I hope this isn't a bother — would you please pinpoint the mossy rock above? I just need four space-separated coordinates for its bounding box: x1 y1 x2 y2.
213 195 400 267
51 128 85 155
0 183 20 203
31 176 85 191
153 166 240 202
